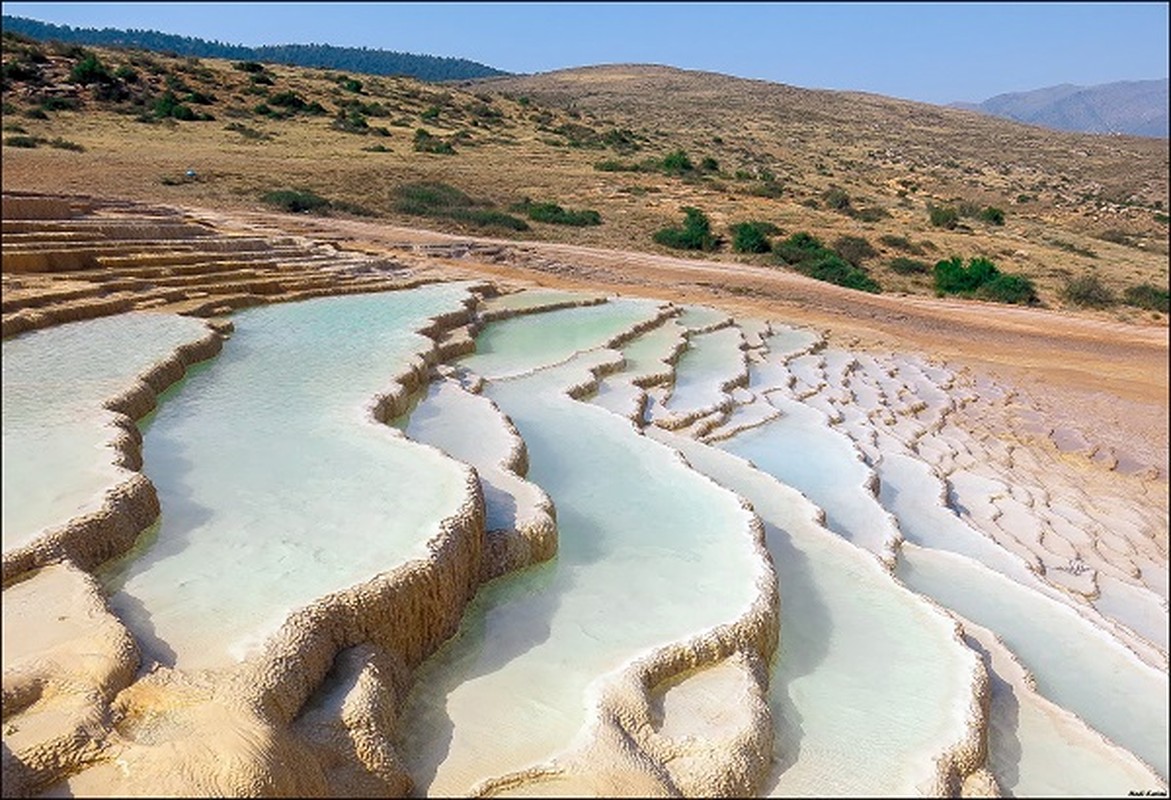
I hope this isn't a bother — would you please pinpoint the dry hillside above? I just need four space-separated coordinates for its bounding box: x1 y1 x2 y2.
2 35 1168 320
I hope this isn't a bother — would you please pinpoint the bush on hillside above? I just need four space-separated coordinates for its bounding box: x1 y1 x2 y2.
516 200 602 226
928 204 960 229
261 189 331 213
1123 283 1169 313
661 149 695 175
413 127 455 154
888 256 931 275
832 235 877 266
773 232 881 294
933 256 999 294
1062 274 1115 308
822 187 851 211
653 206 718 251
393 181 528 231
730 221 780 254
978 206 1005 225
977 273 1037 305
879 234 925 255
69 52 112 84
933 255 1036 304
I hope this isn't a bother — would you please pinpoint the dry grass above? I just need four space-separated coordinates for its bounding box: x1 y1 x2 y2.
2 39 1166 320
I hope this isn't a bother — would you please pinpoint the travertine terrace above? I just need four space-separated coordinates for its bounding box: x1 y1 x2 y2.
2 193 1167 797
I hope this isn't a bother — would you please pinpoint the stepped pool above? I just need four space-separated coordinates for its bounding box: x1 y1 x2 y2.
397 305 765 795
3 283 1165 797
96 284 480 670
2 312 212 552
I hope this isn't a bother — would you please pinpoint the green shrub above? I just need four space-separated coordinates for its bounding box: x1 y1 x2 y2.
699 156 719 172
268 91 306 109
340 77 363 93
851 205 890 222
933 256 998 294
822 187 851 211
233 61 266 73
152 91 200 120
832 235 877 266
730 221 780 253
1062 274 1116 308
977 274 1037 305
393 181 528 231
798 254 882 293
184 91 216 105
414 128 455 154
2 60 42 82
4 135 40 148
879 234 924 254
46 137 85 152
661 149 694 174
928 204 960 229
522 201 602 226
933 255 1036 304
774 231 827 264
888 257 931 275
1122 283 1169 312
594 159 641 172
113 65 138 83
653 206 717 251
69 53 111 85
978 206 1005 225
602 128 640 153
396 182 476 213
773 232 881 293
39 96 80 112
261 189 331 213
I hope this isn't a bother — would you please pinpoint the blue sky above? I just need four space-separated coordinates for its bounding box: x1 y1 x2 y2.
4 2 1167 104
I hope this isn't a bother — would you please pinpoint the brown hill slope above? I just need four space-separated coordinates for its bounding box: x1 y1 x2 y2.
2 39 1167 319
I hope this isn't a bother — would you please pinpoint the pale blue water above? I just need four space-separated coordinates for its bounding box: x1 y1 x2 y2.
656 429 976 795
460 298 663 379
899 545 1169 779
400 320 761 793
2 312 211 551
97 284 479 670
660 325 744 420
721 395 898 559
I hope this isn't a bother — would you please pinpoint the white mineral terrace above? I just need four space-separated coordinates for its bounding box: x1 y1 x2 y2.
458 297 665 379
398 304 764 795
650 323 747 429
2 277 1167 798
898 544 1169 780
97 284 480 670
2 313 212 551
398 377 548 536
651 428 980 796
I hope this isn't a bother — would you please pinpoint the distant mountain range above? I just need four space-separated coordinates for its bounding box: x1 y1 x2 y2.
952 79 1168 138
0 15 511 82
